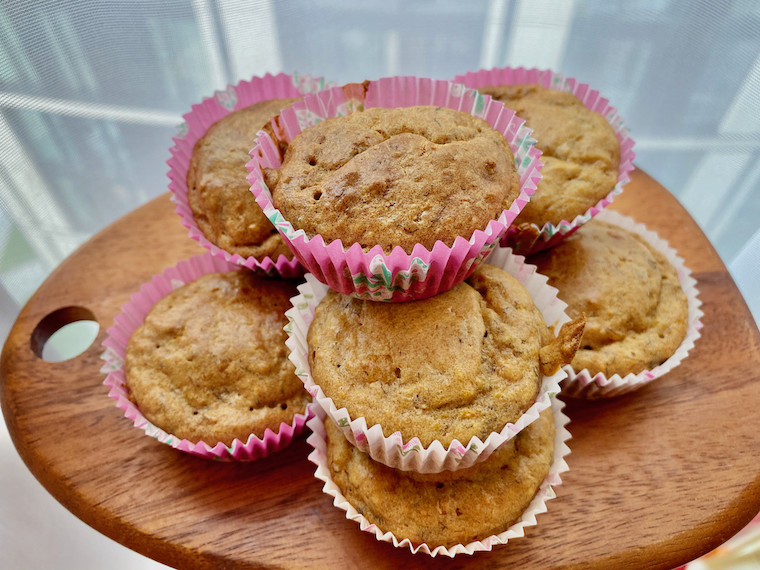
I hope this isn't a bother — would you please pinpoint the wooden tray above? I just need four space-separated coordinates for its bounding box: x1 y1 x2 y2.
2 169 759 569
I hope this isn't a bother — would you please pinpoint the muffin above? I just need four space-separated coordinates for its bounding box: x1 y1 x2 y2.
324 407 556 548
124 269 310 446
306 262 582 447
477 84 620 230
530 218 689 378
187 98 298 260
269 105 521 254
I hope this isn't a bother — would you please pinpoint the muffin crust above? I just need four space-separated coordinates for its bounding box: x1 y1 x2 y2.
325 407 556 547
307 263 575 446
125 270 309 445
530 219 689 376
187 98 297 259
271 105 520 253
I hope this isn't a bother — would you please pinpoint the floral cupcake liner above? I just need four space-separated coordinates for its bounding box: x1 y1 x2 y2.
453 66 636 255
101 252 313 461
305 396 571 557
285 246 570 473
559 209 703 399
167 72 333 277
247 75 543 301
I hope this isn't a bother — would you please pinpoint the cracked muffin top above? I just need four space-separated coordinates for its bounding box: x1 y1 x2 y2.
530 219 689 377
325 406 555 547
125 270 309 445
187 98 297 260
268 105 520 253
478 84 619 228
307 263 582 447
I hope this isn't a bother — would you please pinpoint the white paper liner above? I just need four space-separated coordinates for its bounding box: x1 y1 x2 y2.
306 396 571 557
101 252 314 461
559 209 704 399
285 247 571 473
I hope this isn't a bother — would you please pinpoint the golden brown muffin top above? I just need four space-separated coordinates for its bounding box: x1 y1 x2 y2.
125 270 309 445
269 105 520 253
187 98 297 260
530 219 689 376
326 406 555 547
479 84 620 228
308 263 580 447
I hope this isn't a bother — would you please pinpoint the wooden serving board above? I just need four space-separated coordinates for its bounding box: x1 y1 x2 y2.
2 169 759 569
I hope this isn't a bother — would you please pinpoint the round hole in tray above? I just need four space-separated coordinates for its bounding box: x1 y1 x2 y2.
30 306 99 362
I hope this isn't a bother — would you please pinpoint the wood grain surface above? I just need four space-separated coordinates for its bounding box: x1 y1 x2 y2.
2 169 759 569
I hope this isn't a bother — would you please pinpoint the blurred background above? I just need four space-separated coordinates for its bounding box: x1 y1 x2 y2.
1 1 758 568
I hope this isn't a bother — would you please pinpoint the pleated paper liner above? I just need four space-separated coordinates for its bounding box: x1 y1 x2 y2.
285 246 570 473
168 72 333 277
557 210 703 399
306 397 571 557
454 66 636 255
101 252 313 461
247 76 543 301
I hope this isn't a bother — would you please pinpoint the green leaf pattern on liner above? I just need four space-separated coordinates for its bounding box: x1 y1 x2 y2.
449 441 479 463
351 257 431 300
469 90 486 116
266 209 295 235
335 99 364 117
175 121 187 139
448 82 466 98
295 109 325 130
215 85 237 111
337 417 349 428
170 278 185 290
398 442 422 456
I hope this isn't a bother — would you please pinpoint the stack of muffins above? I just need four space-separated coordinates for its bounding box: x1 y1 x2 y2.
247 76 587 555
102 68 702 556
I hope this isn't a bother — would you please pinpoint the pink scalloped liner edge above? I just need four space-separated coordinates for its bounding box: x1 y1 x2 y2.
100 251 313 461
247 76 544 301
453 66 636 254
167 73 333 278
306 397 571 557
285 246 570 473
558 209 703 399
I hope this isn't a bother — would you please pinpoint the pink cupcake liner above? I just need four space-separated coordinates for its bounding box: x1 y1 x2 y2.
306 396 571 557
285 247 571 473
247 76 543 301
100 252 313 461
453 67 636 255
167 72 334 277
558 210 703 399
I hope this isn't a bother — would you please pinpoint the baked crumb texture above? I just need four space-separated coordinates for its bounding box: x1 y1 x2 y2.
307 263 574 447
530 219 689 377
479 84 620 228
125 270 310 445
326 407 555 547
271 105 520 253
187 98 298 260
